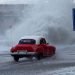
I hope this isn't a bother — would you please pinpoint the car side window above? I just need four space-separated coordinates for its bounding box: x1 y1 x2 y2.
40 38 46 44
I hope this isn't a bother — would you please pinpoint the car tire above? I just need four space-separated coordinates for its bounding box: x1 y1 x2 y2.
53 49 55 55
13 56 19 62
36 53 43 60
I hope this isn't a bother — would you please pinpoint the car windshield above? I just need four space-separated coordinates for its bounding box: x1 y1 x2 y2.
18 39 36 44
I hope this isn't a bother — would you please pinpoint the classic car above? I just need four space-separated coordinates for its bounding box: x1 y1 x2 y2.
10 36 56 62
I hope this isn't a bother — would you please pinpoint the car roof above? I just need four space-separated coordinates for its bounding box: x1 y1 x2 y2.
19 35 46 44
20 35 44 41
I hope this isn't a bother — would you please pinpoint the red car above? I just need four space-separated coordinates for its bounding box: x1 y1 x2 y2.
10 36 56 62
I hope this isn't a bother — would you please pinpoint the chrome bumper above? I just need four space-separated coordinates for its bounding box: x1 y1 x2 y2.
10 52 37 55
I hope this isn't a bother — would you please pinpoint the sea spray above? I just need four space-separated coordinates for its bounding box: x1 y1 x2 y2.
4 0 73 45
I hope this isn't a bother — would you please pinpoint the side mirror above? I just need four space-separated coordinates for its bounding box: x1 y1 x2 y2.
47 43 49 44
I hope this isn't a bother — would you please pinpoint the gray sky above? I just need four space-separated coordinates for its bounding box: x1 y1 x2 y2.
0 0 73 4
0 0 39 4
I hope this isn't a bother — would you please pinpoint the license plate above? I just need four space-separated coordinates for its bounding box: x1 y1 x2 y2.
18 50 27 54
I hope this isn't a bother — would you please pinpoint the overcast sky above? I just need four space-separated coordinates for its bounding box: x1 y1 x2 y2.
73 0 75 3
0 0 73 4
0 0 39 4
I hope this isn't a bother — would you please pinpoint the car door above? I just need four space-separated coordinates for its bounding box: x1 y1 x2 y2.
40 38 48 56
47 45 52 56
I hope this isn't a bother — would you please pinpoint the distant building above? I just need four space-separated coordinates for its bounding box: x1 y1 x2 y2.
73 8 75 31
